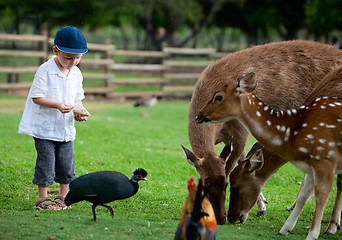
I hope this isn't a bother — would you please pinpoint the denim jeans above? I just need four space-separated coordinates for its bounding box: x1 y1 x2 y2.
32 137 76 187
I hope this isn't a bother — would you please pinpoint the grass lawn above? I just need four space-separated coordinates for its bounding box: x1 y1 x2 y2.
0 94 341 240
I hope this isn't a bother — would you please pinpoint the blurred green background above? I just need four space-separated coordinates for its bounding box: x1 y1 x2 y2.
1 0 342 51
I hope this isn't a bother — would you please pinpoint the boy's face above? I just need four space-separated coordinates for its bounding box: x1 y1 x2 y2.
53 46 83 70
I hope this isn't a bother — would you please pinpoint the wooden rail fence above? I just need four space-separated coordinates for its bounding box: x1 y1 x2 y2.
0 32 228 100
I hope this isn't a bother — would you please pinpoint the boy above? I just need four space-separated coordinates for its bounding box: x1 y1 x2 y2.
18 26 88 210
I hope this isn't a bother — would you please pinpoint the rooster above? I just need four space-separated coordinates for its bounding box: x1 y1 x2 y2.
175 177 217 240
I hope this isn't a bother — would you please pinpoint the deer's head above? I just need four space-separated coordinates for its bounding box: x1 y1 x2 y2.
227 142 264 223
196 72 257 125
181 141 232 225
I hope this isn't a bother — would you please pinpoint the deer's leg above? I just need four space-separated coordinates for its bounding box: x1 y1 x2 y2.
222 119 248 176
286 175 306 212
324 174 342 236
286 199 297 212
278 174 314 235
306 165 334 240
256 192 268 217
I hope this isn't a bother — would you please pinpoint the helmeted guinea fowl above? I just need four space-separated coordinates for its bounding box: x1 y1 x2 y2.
175 177 217 240
65 168 147 221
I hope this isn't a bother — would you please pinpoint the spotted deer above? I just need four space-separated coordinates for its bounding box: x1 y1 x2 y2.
227 66 342 237
229 142 342 237
186 40 342 224
196 72 342 239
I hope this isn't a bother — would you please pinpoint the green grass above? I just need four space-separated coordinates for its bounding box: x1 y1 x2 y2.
0 94 341 239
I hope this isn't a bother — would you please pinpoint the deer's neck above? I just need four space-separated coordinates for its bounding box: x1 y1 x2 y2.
239 94 301 158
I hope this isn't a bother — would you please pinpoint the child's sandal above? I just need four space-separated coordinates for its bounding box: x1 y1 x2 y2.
53 196 69 209
35 197 58 210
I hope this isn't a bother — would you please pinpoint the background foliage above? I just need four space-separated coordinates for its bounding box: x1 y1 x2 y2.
1 0 342 50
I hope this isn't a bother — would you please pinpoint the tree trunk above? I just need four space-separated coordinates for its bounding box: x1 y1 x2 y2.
177 0 227 48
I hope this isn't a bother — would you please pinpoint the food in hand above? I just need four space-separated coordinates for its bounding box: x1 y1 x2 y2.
73 108 91 116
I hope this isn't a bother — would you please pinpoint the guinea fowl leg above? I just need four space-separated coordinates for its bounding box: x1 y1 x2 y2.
92 204 98 221
101 204 114 218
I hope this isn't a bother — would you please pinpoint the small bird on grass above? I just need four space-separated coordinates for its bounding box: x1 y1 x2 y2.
175 177 217 240
65 168 147 221
134 95 157 117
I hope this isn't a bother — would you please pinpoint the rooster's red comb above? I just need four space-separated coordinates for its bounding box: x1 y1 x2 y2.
187 177 195 192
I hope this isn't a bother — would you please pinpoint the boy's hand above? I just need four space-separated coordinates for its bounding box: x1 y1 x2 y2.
74 114 87 122
58 103 74 114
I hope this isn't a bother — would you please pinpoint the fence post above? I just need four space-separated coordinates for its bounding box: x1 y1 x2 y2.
161 42 168 92
104 40 112 88
42 29 48 63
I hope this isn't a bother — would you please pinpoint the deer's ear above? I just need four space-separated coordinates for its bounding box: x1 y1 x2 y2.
237 72 257 93
247 149 264 173
246 142 263 159
181 145 202 167
219 139 233 161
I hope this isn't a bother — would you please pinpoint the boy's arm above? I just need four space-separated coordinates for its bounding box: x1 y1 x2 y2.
32 97 74 114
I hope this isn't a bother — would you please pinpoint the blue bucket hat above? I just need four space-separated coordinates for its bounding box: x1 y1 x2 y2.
54 26 88 54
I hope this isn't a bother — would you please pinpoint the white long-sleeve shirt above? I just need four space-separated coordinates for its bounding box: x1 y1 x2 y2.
18 56 85 142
